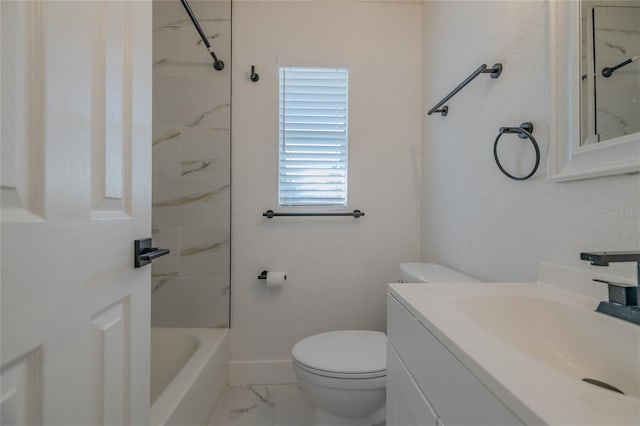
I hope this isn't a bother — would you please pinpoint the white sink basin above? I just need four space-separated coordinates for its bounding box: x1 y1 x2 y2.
455 293 640 398
389 264 640 426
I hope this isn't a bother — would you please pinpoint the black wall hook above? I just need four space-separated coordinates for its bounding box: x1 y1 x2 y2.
250 65 260 82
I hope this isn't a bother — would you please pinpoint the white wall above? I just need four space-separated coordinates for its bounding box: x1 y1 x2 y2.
231 0 422 380
421 1 640 282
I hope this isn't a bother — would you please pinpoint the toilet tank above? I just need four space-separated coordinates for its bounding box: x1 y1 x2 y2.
400 263 480 283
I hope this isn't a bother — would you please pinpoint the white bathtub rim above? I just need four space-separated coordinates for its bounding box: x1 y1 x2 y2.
150 328 229 426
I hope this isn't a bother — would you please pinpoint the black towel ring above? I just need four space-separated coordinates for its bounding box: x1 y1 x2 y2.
493 122 540 181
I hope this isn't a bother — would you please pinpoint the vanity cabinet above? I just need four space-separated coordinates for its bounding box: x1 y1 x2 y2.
386 293 524 426
387 343 438 426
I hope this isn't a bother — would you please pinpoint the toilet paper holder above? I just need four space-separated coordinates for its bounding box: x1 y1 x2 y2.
258 270 287 280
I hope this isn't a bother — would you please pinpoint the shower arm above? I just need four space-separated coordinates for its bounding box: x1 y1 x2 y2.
179 0 224 71
602 55 639 78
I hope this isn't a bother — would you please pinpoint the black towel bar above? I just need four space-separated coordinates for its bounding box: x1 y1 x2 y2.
428 63 502 116
263 209 365 219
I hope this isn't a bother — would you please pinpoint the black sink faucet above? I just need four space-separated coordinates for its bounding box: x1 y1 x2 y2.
580 251 640 325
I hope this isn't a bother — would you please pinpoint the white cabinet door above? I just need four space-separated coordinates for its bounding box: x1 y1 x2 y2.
1 1 152 424
387 295 524 426
387 344 438 426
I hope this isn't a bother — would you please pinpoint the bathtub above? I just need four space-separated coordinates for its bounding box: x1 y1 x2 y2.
150 328 229 426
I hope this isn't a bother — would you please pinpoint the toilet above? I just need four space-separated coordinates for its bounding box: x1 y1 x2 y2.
292 263 480 426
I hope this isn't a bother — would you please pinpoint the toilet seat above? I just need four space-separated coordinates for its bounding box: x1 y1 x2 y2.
293 359 386 379
292 330 386 379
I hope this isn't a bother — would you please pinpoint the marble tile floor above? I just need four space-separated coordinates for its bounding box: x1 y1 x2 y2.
209 384 313 426
209 384 385 426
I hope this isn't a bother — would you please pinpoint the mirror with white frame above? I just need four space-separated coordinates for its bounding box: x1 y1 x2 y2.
548 1 640 182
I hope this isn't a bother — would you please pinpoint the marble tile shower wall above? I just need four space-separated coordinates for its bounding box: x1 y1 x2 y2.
151 0 231 327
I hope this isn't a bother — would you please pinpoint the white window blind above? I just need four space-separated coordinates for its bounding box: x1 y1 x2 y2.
279 67 349 206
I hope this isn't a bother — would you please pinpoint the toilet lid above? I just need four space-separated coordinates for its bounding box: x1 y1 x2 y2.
292 330 386 375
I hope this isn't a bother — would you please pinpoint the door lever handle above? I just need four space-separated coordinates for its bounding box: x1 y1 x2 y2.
134 238 170 268
139 248 170 262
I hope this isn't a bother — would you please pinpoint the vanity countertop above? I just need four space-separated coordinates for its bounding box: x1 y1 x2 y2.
388 270 640 426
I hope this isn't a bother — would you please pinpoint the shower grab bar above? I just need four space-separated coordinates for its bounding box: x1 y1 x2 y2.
263 209 365 219
427 63 502 116
179 0 224 70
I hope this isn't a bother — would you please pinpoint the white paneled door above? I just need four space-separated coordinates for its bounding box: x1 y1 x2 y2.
1 1 152 425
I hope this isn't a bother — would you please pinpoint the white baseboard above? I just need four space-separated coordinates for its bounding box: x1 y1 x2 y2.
228 359 297 385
